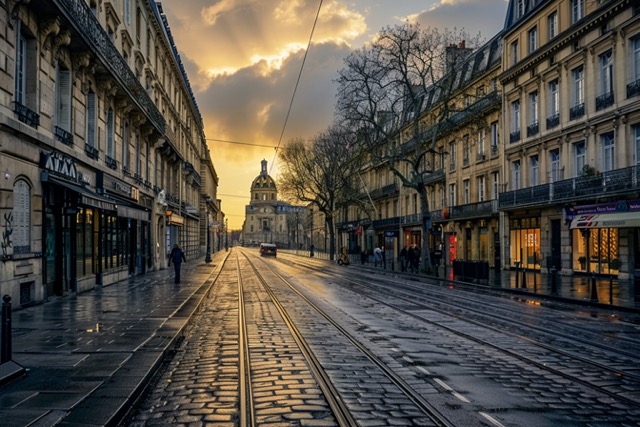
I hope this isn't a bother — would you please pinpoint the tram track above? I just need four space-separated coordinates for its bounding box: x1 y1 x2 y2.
244 251 458 427
274 252 640 408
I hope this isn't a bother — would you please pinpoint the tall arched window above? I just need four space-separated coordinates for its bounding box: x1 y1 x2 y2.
13 179 31 254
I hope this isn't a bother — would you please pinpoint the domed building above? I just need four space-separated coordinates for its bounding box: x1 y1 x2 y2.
242 159 306 247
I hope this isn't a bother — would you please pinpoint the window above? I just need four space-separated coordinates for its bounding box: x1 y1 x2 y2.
135 133 141 176
512 100 521 132
571 0 584 24
449 142 456 168
599 50 613 96
602 132 615 172
55 63 72 141
529 91 539 126
477 128 486 158
550 149 561 182
14 22 39 127
12 180 31 255
575 141 586 176
477 176 485 202
516 0 525 19
463 179 470 204
547 80 558 116
463 135 470 165
491 121 499 154
449 183 456 207
512 160 521 190
123 121 130 172
86 91 97 147
124 0 131 26
492 172 499 199
635 126 640 165
530 155 539 186
572 66 585 107
106 108 115 158
548 12 558 39
632 36 640 84
528 27 538 53
511 40 519 65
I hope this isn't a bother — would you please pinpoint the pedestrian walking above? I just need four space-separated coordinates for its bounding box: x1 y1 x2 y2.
310 244 315 257
374 246 383 267
168 243 186 284
399 245 408 272
361 249 368 264
411 245 421 273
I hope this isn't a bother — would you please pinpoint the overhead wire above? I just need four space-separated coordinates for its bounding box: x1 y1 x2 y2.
269 0 323 175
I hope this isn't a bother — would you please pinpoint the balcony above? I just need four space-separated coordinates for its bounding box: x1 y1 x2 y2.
450 200 498 220
595 92 614 111
510 130 520 143
499 165 640 209
526 122 539 137
627 79 640 98
13 102 39 128
56 0 164 134
422 168 445 185
369 183 399 200
569 103 585 120
85 144 99 160
54 126 73 146
546 113 560 129
372 216 400 228
105 155 118 170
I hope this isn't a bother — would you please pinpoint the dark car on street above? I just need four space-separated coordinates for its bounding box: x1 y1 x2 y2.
260 243 277 257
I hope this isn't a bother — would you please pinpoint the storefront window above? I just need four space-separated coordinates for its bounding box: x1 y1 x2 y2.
573 228 618 274
509 217 540 269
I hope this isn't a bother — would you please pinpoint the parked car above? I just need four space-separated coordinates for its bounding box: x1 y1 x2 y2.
260 243 277 257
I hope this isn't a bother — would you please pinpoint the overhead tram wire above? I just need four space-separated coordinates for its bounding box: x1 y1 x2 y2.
269 0 323 175
206 138 278 149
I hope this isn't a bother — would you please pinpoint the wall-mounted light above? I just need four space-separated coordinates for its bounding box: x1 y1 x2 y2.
4 171 9 180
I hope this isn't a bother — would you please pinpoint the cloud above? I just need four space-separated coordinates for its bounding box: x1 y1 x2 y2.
404 0 507 40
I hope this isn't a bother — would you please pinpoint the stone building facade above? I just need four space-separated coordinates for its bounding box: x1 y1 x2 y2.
0 0 219 306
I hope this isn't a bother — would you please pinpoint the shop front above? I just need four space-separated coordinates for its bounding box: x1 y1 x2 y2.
41 151 118 295
568 201 640 278
98 172 151 277
508 216 541 270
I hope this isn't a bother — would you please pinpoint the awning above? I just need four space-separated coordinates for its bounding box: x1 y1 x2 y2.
117 205 150 221
570 212 640 229
43 174 117 211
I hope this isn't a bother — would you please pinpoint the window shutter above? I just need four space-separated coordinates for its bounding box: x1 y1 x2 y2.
57 68 71 130
87 92 96 147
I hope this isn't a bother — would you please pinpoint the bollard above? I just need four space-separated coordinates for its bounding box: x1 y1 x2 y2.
522 268 527 288
609 277 613 305
515 265 520 288
1 295 12 364
590 274 599 302
550 266 558 295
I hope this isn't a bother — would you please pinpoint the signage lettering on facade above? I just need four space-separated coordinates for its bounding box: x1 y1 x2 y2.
41 151 77 181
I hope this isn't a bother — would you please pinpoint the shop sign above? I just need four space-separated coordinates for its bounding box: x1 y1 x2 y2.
384 230 399 237
99 172 139 202
40 151 77 181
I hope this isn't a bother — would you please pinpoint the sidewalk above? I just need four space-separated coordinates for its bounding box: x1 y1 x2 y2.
0 251 227 427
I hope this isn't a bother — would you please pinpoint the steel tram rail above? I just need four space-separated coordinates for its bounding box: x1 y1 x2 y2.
246 251 457 427
239 251 356 427
235 252 256 427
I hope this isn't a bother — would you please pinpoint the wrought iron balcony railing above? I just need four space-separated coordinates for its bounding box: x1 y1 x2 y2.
54 126 73 146
510 130 520 143
526 122 539 137
546 113 560 129
105 155 118 170
55 0 165 134
85 144 99 160
595 92 614 111
450 199 498 220
499 165 640 209
569 103 585 120
13 101 39 128
627 79 640 98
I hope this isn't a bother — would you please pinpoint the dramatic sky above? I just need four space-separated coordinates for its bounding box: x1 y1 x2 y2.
159 0 508 229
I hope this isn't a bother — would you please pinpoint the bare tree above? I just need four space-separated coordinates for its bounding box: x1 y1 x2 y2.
278 123 365 260
336 23 481 273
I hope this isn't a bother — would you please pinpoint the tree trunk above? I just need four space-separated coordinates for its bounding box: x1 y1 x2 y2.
418 186 433 273
326 216 336 261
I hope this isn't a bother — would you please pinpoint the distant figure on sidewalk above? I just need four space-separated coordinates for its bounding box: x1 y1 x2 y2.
310 244 315 257
399 245 408 272
374 246 383 267
169 243 186 284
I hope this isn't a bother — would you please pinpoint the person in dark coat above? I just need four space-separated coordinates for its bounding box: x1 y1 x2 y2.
399 245 408 272
169 243 186 284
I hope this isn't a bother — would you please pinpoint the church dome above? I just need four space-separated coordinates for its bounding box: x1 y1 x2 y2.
250 159 277 200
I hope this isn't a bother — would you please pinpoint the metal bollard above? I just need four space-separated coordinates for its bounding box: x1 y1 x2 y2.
609 277 613 305
550 266 558 295
522 268 527 288
590 274 599 302
1 295 12 364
